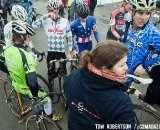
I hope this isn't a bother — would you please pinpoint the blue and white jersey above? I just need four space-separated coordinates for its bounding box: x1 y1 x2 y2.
125 21 160 73
70 16 100 44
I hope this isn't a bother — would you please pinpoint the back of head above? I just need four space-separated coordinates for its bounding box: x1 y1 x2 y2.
76 3 90 18
12 21 35 44
46 0 61 10
11 4 28 21
126 0 156 11
78 40 128 70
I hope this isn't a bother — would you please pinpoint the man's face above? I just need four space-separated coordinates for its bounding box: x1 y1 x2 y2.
132 11 151 28
124 3 132 12
48 8 59 20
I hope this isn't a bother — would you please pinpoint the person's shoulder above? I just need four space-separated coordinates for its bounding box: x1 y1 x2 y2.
4 21 13 29
70 19 79 27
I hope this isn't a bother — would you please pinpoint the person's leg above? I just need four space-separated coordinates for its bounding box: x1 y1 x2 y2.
47 51 57 85
144 65 160 105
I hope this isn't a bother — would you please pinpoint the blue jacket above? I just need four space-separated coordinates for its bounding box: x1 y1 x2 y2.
64 67 136 130
125 21 160 73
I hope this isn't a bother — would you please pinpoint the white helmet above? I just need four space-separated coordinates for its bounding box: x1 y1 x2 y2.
126 0 156 11
46 0 60 10
12 21 35 35
11 5 28 21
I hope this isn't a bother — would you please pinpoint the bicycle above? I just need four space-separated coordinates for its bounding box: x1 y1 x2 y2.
25 92 63 130
0 75 62 130
48 58 78 110
126 74 160 127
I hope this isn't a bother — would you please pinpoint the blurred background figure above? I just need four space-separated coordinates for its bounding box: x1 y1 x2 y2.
106 0 132 42
0 0 11 25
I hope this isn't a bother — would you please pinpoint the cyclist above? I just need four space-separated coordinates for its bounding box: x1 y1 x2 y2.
32 0 75 85
124 0 160 106
70 2 100 55
64 40 136 130
2 20 62 121
106 0 132 41
4 4 41 56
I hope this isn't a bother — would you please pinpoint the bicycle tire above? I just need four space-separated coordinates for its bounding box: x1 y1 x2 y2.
26 115 62 130
59 76 68 111
37 74 50 93
133 104 160 125
3 81 21 117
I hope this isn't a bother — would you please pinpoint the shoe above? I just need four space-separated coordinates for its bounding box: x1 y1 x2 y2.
52 114 63 122
139 94 145 101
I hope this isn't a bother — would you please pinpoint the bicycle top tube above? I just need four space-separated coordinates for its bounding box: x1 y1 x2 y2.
49 58 78 64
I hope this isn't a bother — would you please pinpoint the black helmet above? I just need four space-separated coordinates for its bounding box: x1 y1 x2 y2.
76 3 90 18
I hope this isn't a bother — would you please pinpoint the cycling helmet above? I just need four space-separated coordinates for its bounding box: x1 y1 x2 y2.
11 5 28 21
126 0 156 11
12 21 35 35
76 3 90 18
46 0 60 10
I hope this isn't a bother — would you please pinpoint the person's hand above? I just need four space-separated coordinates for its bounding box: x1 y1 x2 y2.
134 64 145 76
48 12 56 20
67 53 71 60
71 50 78 58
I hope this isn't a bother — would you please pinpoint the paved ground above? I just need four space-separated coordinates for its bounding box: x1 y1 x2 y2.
0 0 160 130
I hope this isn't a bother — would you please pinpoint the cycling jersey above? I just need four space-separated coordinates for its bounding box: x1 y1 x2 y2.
107 8 127 40
32 14 73 52
4 45 36 95
124 21 160 73
70 16 100 54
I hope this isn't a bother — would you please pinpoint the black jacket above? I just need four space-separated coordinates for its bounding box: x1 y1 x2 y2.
64 67 136 130
89 0 97 11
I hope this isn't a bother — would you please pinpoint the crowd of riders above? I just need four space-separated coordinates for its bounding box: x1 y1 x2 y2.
1 0 160 130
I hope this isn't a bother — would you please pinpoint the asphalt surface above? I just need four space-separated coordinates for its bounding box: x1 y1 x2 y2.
0 0 160 130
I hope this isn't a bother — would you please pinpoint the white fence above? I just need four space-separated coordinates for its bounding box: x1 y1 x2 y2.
97 0 122 5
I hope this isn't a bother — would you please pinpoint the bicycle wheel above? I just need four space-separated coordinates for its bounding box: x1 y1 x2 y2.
3 81 21 117
133 104 160 125
37 74 50 92
59 76 68 110
26 115 62 130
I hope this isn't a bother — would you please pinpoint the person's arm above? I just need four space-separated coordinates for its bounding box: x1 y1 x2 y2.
25 53 38 97
110 10 121 39
4 23 12 47
32 14 48 28
66 21 75 58
92 18 100 43
26 72 38 97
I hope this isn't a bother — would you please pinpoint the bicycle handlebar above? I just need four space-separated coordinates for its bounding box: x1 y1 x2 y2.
38 52 46 62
